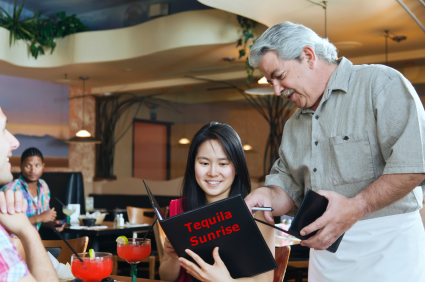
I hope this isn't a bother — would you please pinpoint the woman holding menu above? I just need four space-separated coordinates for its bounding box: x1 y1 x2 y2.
159 122 275 282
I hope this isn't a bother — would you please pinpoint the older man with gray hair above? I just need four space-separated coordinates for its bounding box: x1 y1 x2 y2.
245 21 425 281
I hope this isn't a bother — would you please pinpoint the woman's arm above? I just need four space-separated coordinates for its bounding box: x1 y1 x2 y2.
235 211 275 282
159 237 181 281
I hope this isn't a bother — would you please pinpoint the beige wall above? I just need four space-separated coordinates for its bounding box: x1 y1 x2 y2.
112 100 270 182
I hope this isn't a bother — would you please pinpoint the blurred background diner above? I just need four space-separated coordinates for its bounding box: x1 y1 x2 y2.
0 0 424 281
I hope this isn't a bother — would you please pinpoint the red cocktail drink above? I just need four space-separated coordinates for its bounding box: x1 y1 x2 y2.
117 243 151 263
71 252 113 282
117 238 151 282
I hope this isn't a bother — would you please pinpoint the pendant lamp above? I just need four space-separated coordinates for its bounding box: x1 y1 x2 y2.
66 76 101 144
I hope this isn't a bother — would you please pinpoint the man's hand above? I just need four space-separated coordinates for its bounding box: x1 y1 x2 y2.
245 187 275 223
245 186 295 223
37 208 57 223
0 190 27 214
299 190 365 250
0 210 34 237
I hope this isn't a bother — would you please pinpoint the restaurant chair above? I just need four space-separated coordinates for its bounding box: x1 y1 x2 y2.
284 244 309 282
274 245 291 282
42 236 89 264
153 221 166 261
11 237 26 262
126 207 157 238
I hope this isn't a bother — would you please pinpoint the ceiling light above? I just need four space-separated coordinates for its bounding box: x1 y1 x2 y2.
76 129 91 137
258 77 268 84
243 144 252 151
333 41 363 50
66 76 101 144
178 138 190 144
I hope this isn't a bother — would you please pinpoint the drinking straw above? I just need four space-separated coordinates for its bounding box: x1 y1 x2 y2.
54 197 66 207
52 228 84 263
141 218 158 241
253 218 291 236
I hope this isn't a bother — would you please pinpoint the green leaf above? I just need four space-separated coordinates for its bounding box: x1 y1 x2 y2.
236 38 242 47
239 49 246 59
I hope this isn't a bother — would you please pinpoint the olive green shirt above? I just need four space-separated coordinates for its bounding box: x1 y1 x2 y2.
265 57 425 220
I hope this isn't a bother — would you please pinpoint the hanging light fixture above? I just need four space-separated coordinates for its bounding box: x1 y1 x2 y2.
384 30 407 66
179 137 190 144
66 76 101 144
177 93 190 145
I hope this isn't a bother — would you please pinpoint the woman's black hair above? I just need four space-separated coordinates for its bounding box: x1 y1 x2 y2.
21 147 44 165
181 122 251 211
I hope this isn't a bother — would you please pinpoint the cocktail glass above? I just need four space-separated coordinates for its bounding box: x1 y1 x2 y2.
117 238 151 282
63 204 76 225
71 252 113 282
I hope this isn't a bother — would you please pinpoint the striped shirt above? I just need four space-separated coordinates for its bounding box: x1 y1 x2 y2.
265 57 425 220
1 175 51 230
0 225 29 281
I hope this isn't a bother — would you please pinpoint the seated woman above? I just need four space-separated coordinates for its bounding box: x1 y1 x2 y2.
1 147 63 231
159 122 275 282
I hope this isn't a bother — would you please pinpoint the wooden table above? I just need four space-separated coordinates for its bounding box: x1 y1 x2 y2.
60 276 166 282
62 221 150 251
110 275 167 282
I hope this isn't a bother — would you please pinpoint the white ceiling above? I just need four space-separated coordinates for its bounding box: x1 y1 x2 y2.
0 0 424 101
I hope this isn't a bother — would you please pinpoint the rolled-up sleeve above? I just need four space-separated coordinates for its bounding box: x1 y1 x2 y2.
373 71 425 177
265 153 304 208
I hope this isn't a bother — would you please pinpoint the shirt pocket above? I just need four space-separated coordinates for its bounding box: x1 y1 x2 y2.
329 131 375 186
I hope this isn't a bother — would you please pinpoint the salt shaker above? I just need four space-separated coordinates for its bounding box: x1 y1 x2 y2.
118 214 124 227
114 214 119 227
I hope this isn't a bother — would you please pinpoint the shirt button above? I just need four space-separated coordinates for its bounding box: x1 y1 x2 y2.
313 168 317 172
315 115 319 120
315 141 318 146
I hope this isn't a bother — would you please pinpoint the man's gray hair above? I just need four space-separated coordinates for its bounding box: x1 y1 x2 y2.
249 21 338 67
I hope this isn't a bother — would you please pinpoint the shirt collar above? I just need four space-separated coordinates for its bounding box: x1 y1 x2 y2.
18 174 43 192
296 57 353 118
323 57 352 100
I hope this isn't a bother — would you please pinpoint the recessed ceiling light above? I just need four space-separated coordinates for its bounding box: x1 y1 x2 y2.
333 41 363 50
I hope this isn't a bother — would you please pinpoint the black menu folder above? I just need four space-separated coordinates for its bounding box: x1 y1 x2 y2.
143 182 277 279
270 189 344 253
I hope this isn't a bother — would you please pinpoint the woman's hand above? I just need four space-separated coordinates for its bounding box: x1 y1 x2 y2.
179 247 234 282
164 237 179 259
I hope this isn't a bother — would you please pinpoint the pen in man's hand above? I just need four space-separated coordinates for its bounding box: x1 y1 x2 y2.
252 207 274 211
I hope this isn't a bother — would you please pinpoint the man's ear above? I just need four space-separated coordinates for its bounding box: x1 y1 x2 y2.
302 46 316 69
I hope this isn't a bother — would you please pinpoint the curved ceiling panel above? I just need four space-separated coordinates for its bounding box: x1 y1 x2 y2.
0 9 242 68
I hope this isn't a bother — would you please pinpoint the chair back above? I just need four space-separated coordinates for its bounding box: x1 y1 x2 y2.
126 206 169 224
42 236 89 264
274 245 291 282
153 221 167 261
127 207 157 225
11 238 26 262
